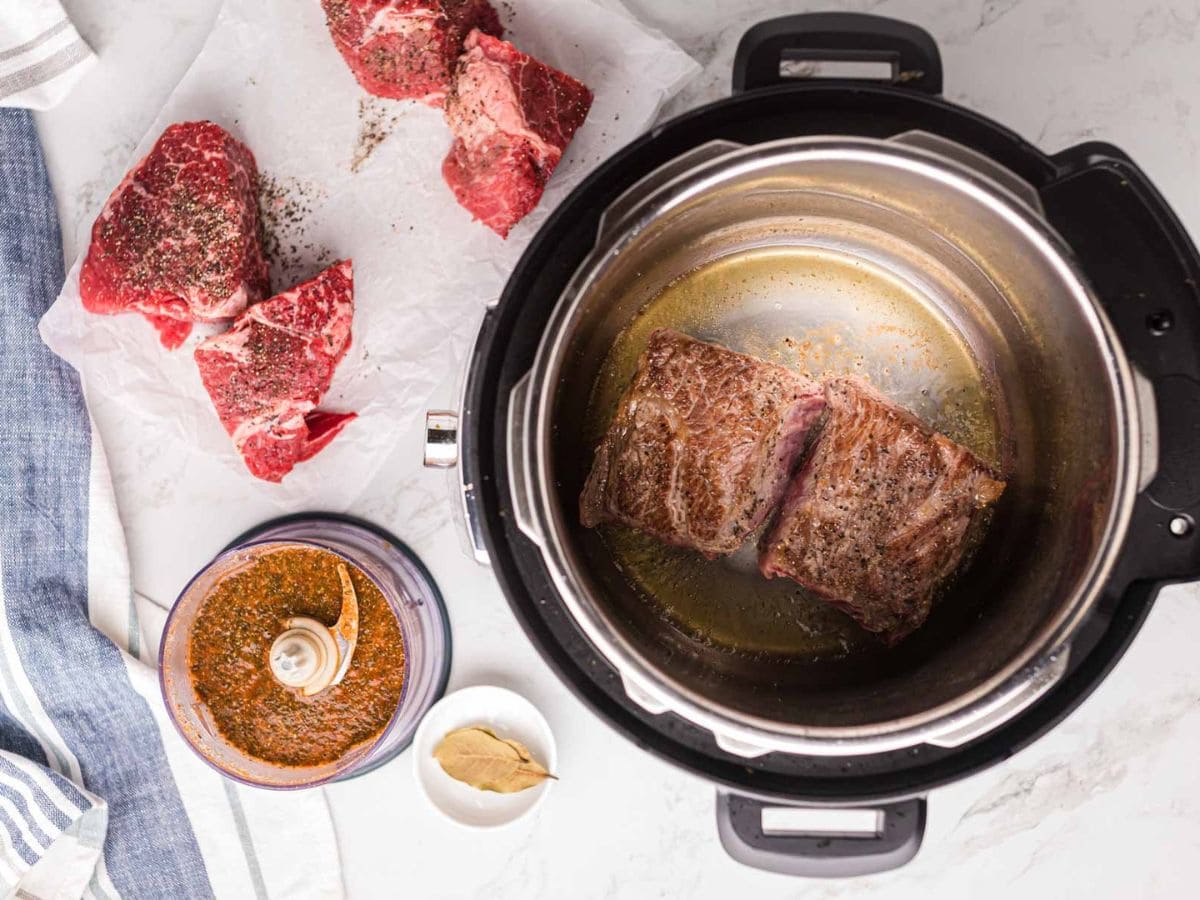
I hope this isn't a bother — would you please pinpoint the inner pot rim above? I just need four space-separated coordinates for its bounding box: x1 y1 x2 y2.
521 137 1141 755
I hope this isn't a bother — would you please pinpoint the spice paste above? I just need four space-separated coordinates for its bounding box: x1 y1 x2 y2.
188 545 405 767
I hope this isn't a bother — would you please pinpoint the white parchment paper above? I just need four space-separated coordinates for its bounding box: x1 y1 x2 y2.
39 0 698 510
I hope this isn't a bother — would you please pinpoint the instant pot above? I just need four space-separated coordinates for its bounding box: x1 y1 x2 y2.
427 14 1200 875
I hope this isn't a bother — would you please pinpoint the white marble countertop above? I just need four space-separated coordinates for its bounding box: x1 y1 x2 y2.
37 1 1200 898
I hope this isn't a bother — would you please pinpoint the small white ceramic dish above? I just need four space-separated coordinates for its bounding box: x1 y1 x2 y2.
412 685 557 829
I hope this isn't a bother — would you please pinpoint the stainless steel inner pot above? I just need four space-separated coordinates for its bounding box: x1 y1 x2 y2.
506 134 1150 757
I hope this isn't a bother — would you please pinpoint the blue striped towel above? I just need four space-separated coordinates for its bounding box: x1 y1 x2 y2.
0 110 343 898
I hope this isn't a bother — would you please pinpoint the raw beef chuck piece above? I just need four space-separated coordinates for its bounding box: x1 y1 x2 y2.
194 260 357 483
580 329 826 559
79 121 269 350
321 0 502 105
759 378 1006 643
442 30 593 237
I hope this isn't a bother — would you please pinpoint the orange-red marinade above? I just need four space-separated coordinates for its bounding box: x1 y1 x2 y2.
188 545 405 767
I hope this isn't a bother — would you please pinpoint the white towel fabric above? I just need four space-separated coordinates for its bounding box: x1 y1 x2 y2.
0 0 95 110
2 5 345 893
2 105 345 898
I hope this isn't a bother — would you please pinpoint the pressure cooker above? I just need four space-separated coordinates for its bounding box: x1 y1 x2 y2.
425 13 1200 876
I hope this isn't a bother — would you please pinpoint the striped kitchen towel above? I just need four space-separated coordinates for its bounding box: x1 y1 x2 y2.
0 1 95 110
0 110 344 898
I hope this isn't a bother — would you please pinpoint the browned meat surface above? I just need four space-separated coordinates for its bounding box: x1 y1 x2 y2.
580 329 826 559
759 377 1005 643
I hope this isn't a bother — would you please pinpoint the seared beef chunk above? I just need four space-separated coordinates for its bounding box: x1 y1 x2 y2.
581 329 825 559
759 377 1005 643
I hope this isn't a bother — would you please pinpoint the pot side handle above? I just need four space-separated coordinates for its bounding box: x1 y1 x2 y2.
424 410 491 565
506 370 546 549
732 13 942 96
1043 143 1200 584
716 792 926 877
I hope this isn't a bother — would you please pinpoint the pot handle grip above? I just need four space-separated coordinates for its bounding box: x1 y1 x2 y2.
1043 143 1200 583
732 13 942 95
424 410 492 565
716 791 926 877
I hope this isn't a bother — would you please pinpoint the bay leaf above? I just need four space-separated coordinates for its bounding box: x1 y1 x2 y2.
433 726 556 793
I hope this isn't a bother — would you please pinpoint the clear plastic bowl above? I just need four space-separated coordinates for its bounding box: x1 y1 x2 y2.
160 515 451 789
